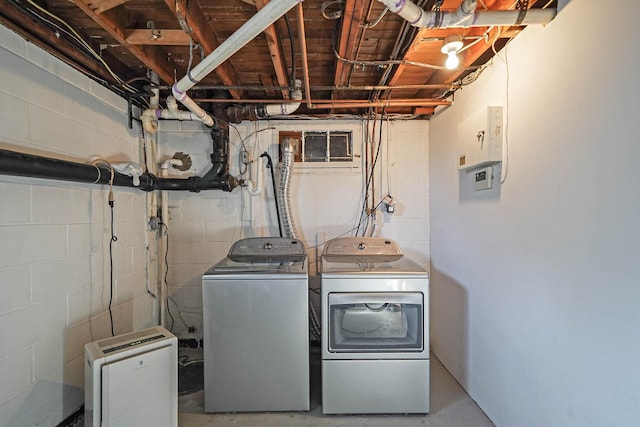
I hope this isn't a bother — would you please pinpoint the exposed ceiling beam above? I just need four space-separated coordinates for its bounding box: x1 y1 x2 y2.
124 29 191 46
384 0 539 97
162 0 242 99
332 0 369 91
0 1 132 88
254 0 290 99
84 0 129 14
68 0 177 84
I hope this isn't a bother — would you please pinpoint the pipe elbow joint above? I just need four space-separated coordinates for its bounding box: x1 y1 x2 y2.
141 109 159 134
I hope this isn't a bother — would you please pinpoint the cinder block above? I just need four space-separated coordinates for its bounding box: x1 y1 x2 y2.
0 347 32 404
0 225 66 269
0 267 30 315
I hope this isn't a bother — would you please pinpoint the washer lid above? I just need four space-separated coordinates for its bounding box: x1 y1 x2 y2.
209 257 307 274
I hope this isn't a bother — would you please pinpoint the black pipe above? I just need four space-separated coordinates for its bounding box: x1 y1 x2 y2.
260 152 283 237
0 148 237 193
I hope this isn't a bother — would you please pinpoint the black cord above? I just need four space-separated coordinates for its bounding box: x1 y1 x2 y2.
159 222 175 332
357 112 385 236
108 200 118 336
260 152 284 237
284 12 297 86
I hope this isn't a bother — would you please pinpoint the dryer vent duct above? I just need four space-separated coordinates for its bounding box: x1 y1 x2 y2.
278 137 298 239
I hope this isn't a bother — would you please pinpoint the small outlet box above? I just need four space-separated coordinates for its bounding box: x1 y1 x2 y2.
148 217 162 230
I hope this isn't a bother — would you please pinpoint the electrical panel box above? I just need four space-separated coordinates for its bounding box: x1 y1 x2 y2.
473 166 493 191
457 106 503 170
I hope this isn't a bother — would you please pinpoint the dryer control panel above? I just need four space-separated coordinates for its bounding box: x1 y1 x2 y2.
228 237 306 263
323 237 403 257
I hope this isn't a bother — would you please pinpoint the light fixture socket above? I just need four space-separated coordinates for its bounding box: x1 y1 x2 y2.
441 34 464 55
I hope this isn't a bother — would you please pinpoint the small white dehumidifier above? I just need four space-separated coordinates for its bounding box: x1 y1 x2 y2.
84 326 177 427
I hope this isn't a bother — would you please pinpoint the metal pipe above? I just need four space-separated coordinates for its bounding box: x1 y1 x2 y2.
306 99 451 109
0 148 238 193
378 0 556 28
157 83 458 91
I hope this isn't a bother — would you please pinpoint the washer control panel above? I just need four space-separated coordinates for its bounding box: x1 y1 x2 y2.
228 237 306 263
323 237 403 257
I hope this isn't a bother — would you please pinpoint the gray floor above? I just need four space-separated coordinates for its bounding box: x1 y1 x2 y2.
178 347 494 427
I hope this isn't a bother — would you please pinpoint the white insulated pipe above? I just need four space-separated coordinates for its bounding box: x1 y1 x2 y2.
264 79 303 117
378 0 555 28
246 156 264 196
172 0 303 126
141 106 203 134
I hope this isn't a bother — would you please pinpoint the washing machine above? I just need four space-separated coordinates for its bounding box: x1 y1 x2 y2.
320 237 429 414
202 237 310 413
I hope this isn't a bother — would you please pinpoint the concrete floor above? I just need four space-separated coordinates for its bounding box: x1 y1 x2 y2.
177 347 494 427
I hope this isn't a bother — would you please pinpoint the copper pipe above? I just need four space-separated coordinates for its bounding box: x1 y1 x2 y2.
296 3 312 109
306 99 451 109
157 83 458 91
191 98 450 108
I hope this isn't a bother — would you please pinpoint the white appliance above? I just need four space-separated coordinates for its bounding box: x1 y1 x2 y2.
321 237 429 414
202 237 310 413
84 326 177 427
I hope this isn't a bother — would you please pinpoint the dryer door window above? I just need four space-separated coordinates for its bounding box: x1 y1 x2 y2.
328 292 423 353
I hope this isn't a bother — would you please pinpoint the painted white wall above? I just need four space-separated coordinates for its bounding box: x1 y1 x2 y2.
157 119 430 337
0 26 158 426
429 0 640 426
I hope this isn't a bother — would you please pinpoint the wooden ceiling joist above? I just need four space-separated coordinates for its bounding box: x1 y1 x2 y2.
254 0 290 99
125 29 191 46
162 0 241 99
85 0 128 15
68 0 177 84
333 0 369 90
0 2 129 87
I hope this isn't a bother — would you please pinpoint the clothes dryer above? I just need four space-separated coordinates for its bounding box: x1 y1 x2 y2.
321 237 429 414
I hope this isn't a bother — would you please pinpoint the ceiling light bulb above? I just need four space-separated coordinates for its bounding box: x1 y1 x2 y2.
445 52 459 70
441 34 464 70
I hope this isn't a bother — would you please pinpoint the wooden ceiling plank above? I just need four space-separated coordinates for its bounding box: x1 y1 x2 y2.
68 0 176 84
163 0 241 99
125 29 191 46
85 0 128 15
254 0 290 99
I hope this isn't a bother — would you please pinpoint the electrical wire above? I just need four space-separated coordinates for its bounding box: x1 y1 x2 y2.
18 0 137 93
283 12 297 86
159 222 175 332
167 295 195 330
357 111 384 236
489 28 510 184
365 7 388 29
108 197 118 336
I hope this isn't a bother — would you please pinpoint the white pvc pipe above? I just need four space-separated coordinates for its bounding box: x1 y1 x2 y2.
141 107 204 134
246 156 264 196
263 79 303 117
172 0 302 125
378 0 555 28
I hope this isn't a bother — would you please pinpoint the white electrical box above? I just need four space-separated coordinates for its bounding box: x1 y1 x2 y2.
85 326 177 427
457 106 503 170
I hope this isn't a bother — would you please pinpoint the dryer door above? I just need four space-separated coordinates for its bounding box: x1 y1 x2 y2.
327 292 424 353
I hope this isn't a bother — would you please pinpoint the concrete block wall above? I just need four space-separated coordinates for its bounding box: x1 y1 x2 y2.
157 119 431 338
0 26 157 426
